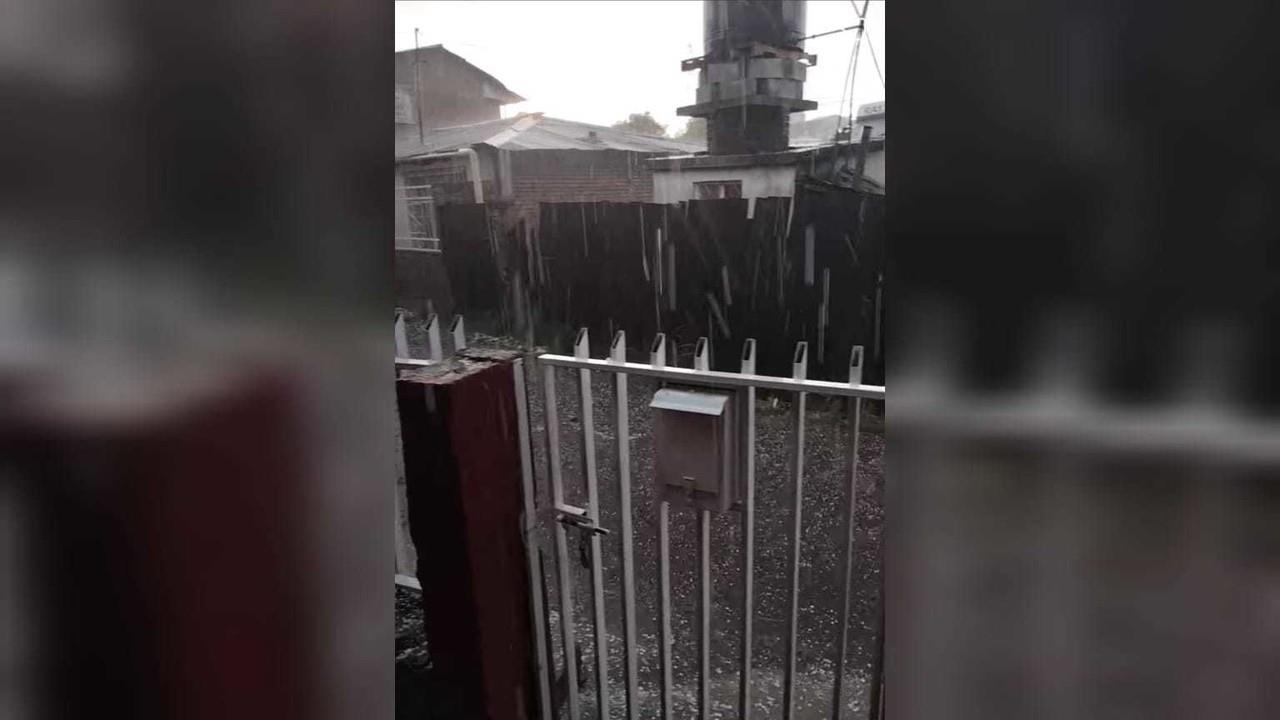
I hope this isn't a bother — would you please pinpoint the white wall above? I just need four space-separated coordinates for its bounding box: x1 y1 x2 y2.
653 165 797 204
862 148 885 186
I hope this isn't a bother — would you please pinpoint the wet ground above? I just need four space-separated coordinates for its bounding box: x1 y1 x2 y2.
396 336 883 720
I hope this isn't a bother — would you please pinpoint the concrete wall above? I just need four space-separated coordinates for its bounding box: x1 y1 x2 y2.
653 164 797 203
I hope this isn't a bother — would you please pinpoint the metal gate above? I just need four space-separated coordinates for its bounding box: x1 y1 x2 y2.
512 328 886 720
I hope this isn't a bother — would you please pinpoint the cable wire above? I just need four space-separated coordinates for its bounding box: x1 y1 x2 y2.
865 33 885 89
834 27 859 141
845 28 865 144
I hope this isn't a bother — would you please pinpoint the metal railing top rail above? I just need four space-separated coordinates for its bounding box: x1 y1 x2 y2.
538 352 886 399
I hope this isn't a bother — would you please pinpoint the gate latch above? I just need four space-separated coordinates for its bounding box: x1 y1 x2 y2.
554 503 609 536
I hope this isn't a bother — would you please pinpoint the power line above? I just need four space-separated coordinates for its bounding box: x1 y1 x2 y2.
800 0 873 43
834 22 860 141
845 31 864 143
800 23 860 42
414 28 424 144
865 33 885 89
843 1 870 143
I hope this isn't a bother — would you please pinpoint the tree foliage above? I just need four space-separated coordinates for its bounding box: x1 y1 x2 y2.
610 112 668 138
674 118 706 142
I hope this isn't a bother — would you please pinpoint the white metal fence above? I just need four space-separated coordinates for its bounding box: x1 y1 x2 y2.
517 328 886 720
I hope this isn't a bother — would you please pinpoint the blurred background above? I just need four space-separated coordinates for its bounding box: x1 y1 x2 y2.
0 1 392 719
890 1 1280 718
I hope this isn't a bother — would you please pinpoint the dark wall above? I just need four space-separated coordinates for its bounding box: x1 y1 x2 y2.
395 248 454 323
438 189 885 382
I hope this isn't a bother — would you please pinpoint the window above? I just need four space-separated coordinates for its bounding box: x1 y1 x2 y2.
400 181 440 251
693 180 743 200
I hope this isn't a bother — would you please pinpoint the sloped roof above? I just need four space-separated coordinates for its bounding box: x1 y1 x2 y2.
394 45 524 104
396 113 704 159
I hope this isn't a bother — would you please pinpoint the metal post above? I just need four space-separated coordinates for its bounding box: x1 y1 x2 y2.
612 331 641 720
513 359 554 720
694 337 712 720
782 341 809 720
543 362 581 720
652 333 674 720
832 346 865 719
575 329 610 719
738 338 758 719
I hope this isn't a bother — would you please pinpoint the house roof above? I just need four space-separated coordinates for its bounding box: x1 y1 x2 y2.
396 113 705 159
394 45 524 105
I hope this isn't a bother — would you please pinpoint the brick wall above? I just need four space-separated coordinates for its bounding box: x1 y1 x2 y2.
507 149 661 227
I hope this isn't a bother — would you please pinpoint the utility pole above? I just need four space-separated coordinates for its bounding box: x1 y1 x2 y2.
415 28 424 144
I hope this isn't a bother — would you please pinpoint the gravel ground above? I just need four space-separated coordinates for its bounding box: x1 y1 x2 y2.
395 337 884 720
396 586 438 719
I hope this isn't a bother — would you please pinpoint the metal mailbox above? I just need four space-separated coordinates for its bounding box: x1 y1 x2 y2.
650 387 740 512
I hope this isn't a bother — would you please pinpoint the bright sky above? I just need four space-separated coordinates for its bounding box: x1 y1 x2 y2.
394 1 885 133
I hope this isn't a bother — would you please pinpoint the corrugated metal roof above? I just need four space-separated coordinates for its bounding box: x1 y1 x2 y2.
396 114 704 159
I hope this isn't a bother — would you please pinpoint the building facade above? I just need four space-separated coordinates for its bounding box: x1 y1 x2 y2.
650 0 884 204
396 113 702 246
394 45 524 146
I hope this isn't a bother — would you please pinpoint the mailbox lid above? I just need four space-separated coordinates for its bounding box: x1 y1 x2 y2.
650 388 729 416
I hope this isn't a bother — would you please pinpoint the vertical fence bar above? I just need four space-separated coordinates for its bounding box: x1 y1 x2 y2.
426 313 442 363
514 358 554 720
544 361 582 720
651 333 674 720
611 331 641 720
694 338 713 720
699 509 711 718
831 347 865 719
575 329 610 719
782 342 809 720
738 338 758 719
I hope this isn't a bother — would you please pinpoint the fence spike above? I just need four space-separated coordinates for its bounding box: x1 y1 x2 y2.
611 330 627 363
741 338 757 375
450 315 466 352
849 345 864 385
694 337 710 371
394 311 409 358
792 341 809 381
649 333 667 369
426 313 442 362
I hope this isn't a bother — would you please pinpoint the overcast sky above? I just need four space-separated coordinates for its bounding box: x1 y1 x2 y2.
394 1 885 133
